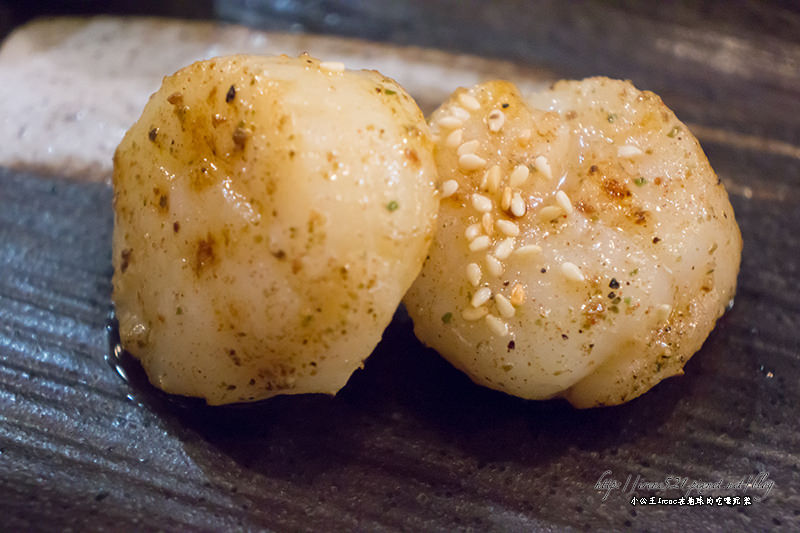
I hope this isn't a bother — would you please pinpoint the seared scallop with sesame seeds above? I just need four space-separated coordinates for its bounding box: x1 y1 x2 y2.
404 77 741 407
112 54 438 405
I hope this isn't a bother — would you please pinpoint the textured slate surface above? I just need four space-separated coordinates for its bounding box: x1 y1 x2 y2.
0 156 798 531
2 1 800 531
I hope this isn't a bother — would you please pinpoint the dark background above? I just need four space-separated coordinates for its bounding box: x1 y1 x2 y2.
3 0 800 145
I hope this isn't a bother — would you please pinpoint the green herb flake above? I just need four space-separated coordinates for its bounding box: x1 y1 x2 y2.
386 200 399 212
634 177 647 186
176 306 183 315
607 113 617 123
384 89 397 95
630 268 639 276
667 126 681 138
624 296 632 306
441 312 453 324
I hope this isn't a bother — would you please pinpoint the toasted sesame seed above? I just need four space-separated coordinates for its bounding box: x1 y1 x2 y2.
514 244 542 257
496 219 520 237
501 186 512 211
458 93 481 111
494 237 516 260
469 235 491 252
445 129 463 148
439 116 465 129
481 212 494 234
441 179 459 198
459 153 487 171
485 165 502 193
466 262 482 286
561 261 585 282
510 193 526 217
488 109 505 132
472 287 492 307
534 155 552 179
485 254 504 277
472 193 493 212
485 314 509 336
656 303 672 321
462 306 488 321
510 283 526 306
494 294 516 318
465 223 481 241
618 145 643 158
457 139 480 156
555 190 574 214
509 165 530 187
539 205 563 221
479 171 488 189
451 106 470 121
320 61 345 72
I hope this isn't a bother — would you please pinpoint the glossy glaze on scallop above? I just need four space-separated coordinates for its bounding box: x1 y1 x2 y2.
112 54 439 404
404 77 741 407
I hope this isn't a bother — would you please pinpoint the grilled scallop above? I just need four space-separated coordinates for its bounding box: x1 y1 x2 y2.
404 77 741 407
112 54 439 404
